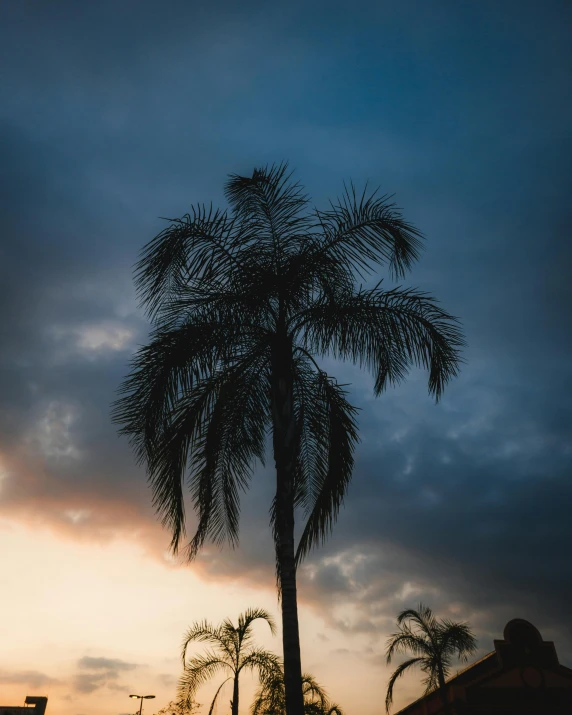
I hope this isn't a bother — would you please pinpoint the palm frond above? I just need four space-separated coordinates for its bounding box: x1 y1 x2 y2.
397 604 438 637
225 163 312 265
207 677 232 715
251 680 284 715
294 366 359 564
112 319 227 456
159 276 276 334
301 674 328 710
147 345 270 554
147 365 225 551
251 661 285 715
420 661 441 695
302 285 464 401
181 621 234 666
135 205 240 320
385 657 424 713
438 620 477 662
237 608 277 641
178 651 231 703
239 648 282 680
252 665 341 715
188 357 269 557
281 242 354 314
386 628 432 662
315 183 424 279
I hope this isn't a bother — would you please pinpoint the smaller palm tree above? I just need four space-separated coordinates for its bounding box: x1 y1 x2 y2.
385 603 477 714
179 608 279 715
252 662 344 715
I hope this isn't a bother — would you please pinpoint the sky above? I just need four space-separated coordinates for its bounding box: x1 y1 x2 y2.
0 1 571 713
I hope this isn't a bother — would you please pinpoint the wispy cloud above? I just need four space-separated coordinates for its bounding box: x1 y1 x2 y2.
73 657 139 694
0 669 60 688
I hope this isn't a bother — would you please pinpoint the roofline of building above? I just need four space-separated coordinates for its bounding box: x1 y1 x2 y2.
393 651 497 715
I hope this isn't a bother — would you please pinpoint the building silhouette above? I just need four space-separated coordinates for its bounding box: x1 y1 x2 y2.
0 696 47 715
395 619 572 714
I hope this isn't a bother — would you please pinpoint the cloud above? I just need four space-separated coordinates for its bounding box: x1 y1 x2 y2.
157 673 177 688
289 373 572 657
73 657 139 694
77 657 138 672
0 670 60 688
47 321 137 364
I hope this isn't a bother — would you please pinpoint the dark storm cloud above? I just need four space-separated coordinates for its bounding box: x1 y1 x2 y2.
1 0 571 662
298 379 572 647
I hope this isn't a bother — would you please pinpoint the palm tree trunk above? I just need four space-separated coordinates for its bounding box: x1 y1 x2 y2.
275 488 304 715
271 331 305 715
438 670 452 715
231 672 239 715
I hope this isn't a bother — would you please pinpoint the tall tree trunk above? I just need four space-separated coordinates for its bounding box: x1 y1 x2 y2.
271 331 305 715
231 671 239 715
438 668 452 715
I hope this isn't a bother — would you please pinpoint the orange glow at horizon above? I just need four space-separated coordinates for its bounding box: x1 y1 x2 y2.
0 519 420 715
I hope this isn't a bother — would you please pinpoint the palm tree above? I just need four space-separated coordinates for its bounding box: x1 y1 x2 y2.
252 662 344 715
114 163 464 715
178 608 279 715
385 603 477 714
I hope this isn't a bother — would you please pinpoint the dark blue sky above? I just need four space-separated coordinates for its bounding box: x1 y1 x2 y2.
1 0 571 671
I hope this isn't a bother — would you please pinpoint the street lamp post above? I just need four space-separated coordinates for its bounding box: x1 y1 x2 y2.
129 694 155 715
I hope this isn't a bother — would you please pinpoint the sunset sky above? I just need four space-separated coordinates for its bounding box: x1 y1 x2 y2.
1 2 571 714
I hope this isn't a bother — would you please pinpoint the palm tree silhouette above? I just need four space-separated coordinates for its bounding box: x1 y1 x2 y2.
252 661 344 715
178 608 279 715
385 603 477 714
114 163 464 715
